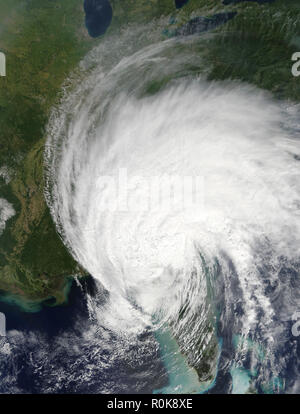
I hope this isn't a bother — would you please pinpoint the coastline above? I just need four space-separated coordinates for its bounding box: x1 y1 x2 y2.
154 327 222 394
0 275 78 313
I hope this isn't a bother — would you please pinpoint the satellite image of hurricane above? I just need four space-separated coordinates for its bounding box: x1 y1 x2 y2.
0 0 300 396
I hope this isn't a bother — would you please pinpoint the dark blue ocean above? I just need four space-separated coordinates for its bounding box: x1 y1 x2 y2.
0 278 167 394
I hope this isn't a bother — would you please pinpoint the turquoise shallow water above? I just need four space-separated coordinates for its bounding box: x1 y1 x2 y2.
154 328 221 394
230 366 251 394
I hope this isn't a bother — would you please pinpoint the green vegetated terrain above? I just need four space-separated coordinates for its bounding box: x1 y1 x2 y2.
0 0 97 308
0 0 299 309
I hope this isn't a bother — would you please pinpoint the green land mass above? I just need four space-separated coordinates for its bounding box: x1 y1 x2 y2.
0 0 300 310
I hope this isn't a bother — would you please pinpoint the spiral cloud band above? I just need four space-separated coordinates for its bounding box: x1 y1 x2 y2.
45 27 300 390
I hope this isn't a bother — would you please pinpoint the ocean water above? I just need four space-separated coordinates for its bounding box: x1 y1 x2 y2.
154 328 221 394
0 278 168 394
1 0 299 395
0 277 222 394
